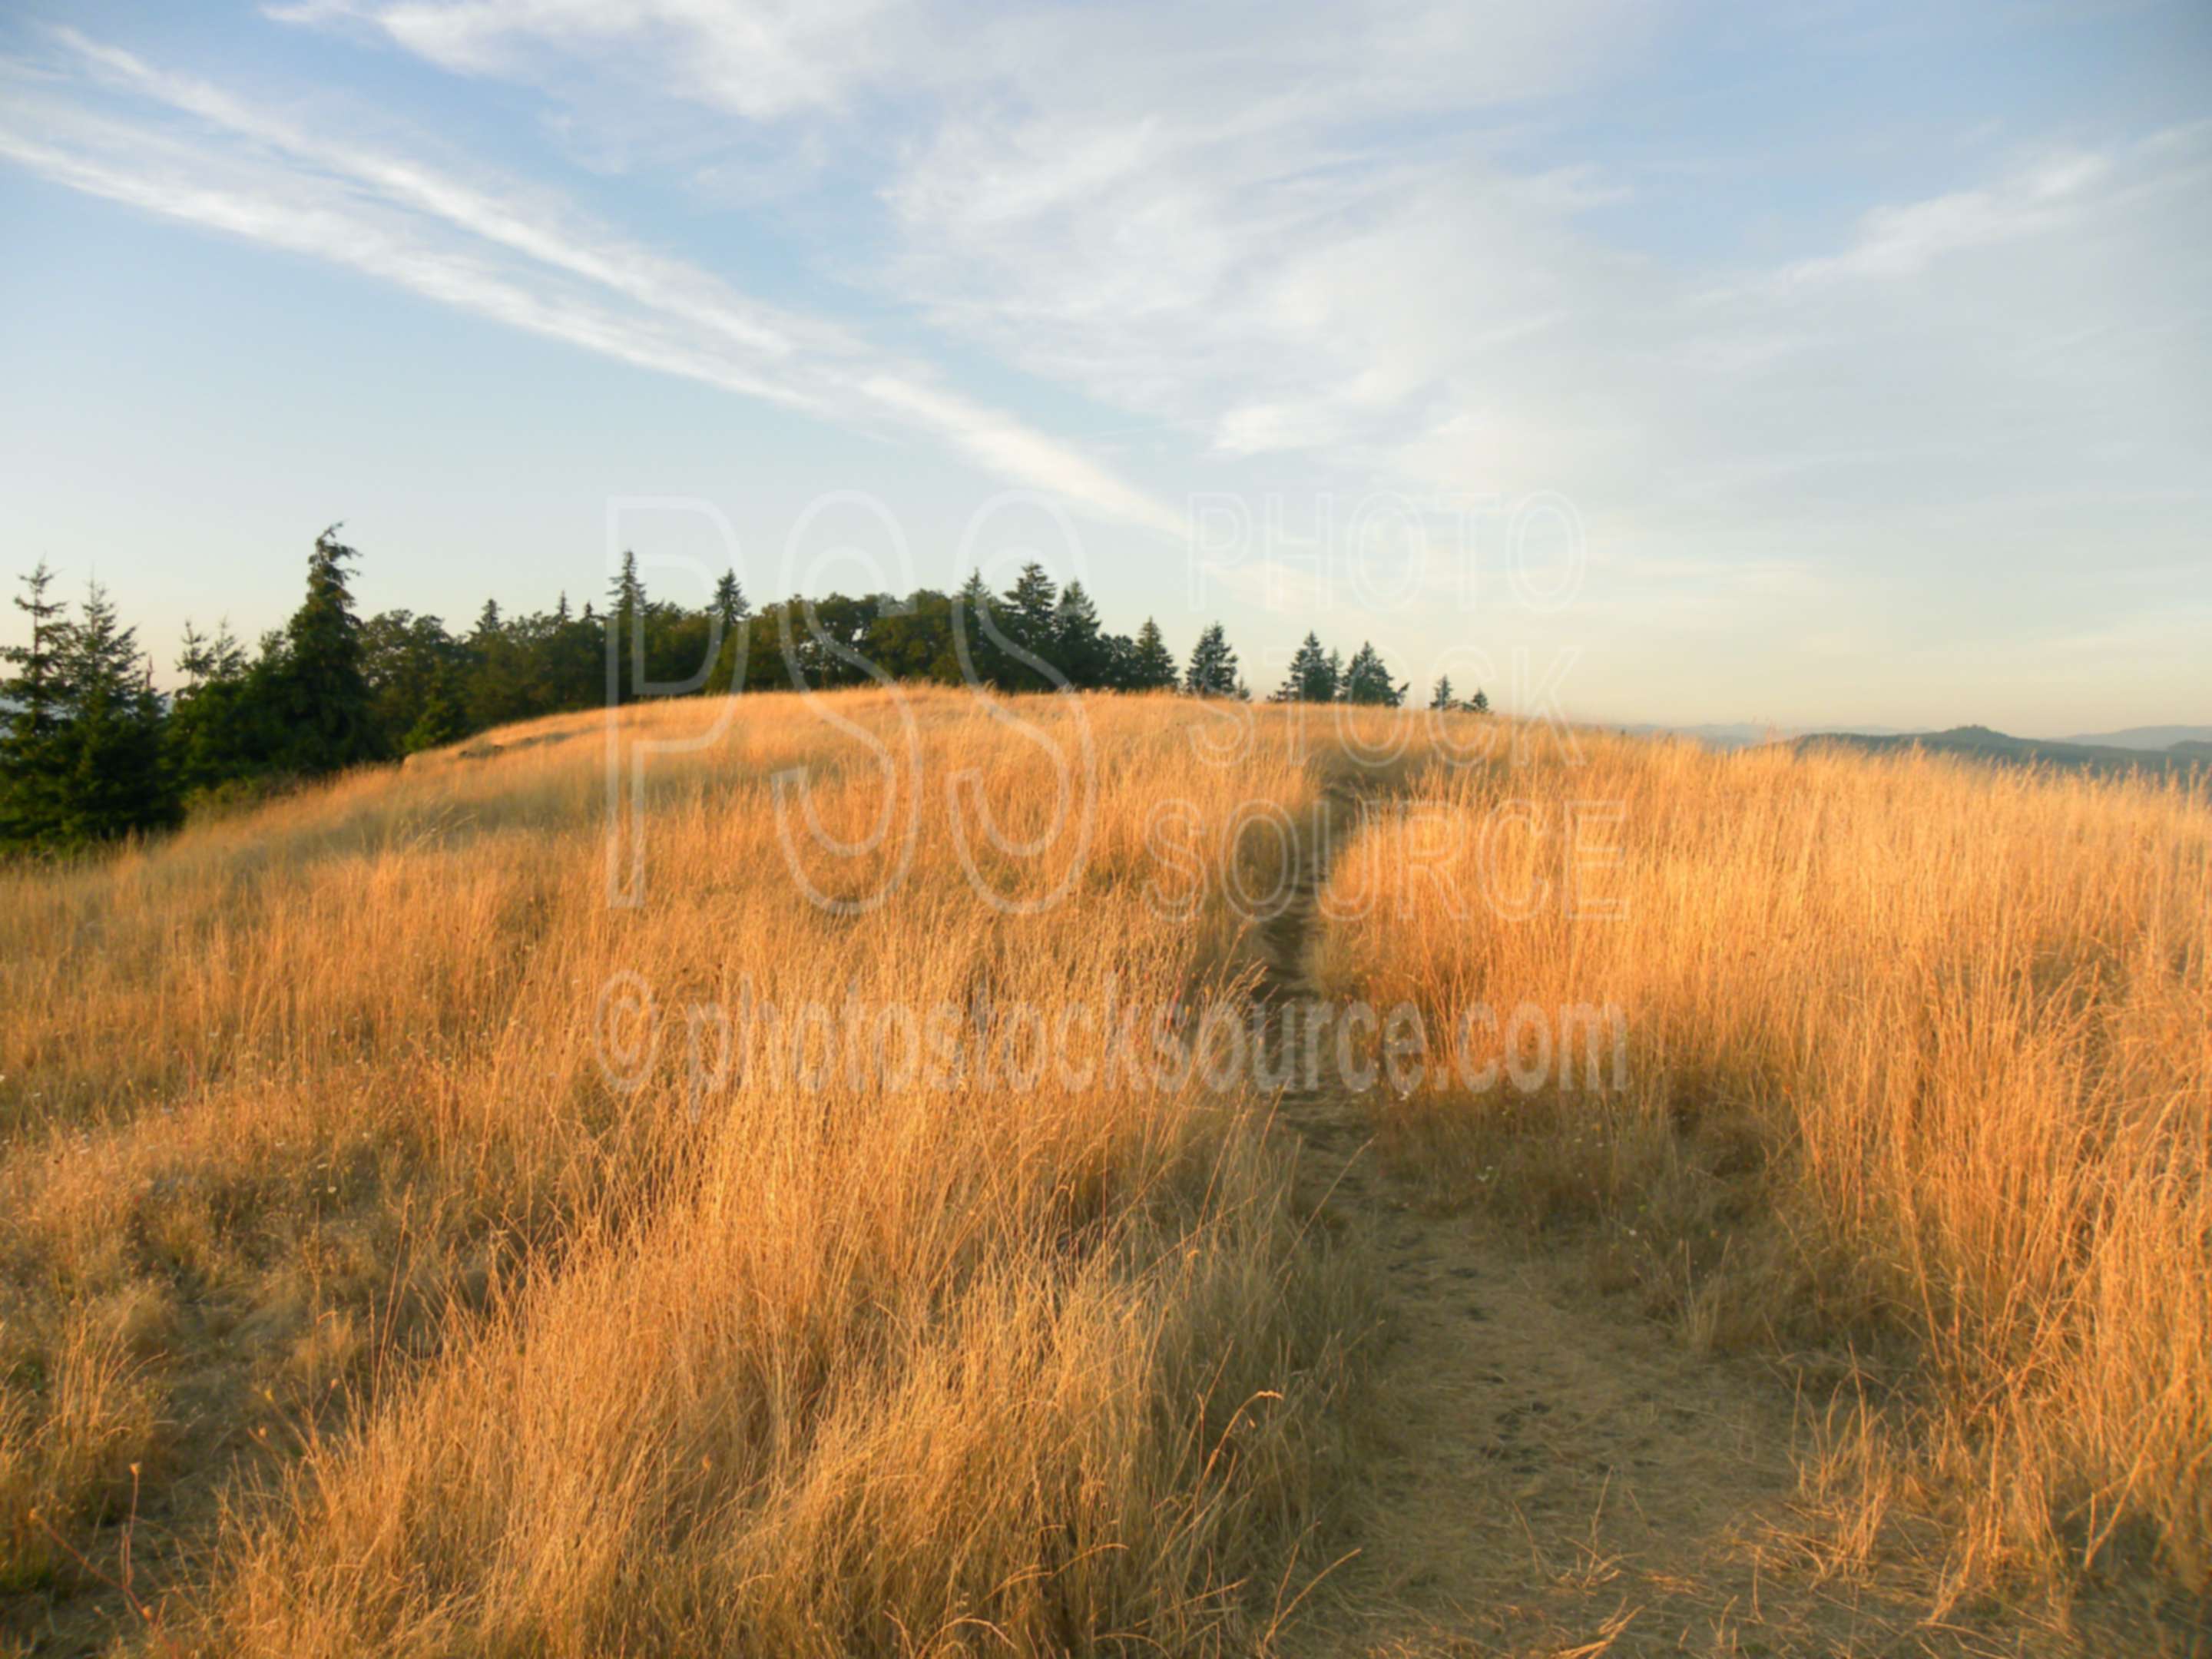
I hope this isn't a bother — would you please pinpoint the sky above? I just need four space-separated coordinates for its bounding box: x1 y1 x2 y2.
0 1 2207 736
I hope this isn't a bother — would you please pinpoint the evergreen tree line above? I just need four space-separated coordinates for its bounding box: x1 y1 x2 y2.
1267 631 1489 716
2 528 1484 855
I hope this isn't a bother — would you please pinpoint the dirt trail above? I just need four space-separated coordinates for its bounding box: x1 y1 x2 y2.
1258 800 2057 1658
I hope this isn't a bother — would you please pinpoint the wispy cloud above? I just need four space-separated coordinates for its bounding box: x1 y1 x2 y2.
273 0 909 122
57 28 846 361
8 28 1192 538
1774 151 2114 286
0 119 826 409
4 2 2207 728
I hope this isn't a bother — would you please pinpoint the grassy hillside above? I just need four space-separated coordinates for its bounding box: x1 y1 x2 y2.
0 691 1421 1654
2 693 2206 1652
1314 729 2212 1601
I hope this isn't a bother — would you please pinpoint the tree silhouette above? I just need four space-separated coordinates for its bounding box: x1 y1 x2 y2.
1127 618 1177 690
1277 632 1339 703
1183 622 1240 697
605 549 647 704
0 563 72 845
270 525 379 773
1340 641 1404 707
711 570 750 630
45 581 176 845
1050 581 1108 687
951 570 1008 688
2 533 1469 851
1001 562 1061 689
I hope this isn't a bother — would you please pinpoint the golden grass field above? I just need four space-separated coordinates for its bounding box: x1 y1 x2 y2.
1314 727 2212 1607
2 689 2206 1654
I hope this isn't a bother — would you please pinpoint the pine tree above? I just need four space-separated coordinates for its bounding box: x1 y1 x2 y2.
1050 580 1108 687
1340 641 1404 707
951 570 1008 687
1098 632 1136 690
1004 563 1058 645
270 526 379 773
167 618 260 801
1 562 74 846
6 562 67 735
703 571 750 694
606 550 647 704
998 562 1059 688
1183 622 1240 697
177 621 220 688
1277 632 1339 703
45 581 177 845
549 598 600 709
1468 687 1490 714
1429 674 1455 711
711 570 750 630
1128 618 1178 691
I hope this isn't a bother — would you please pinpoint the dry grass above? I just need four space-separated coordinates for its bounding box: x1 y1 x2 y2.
1310 724 2212 1605
0 688 1378 1654
6 691 2205 1651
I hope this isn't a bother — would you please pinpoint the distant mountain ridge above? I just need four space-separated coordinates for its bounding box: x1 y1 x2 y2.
1614 720 1921 752
1795 724 2212 777
1621 720 2210 770
2059 725 2212 751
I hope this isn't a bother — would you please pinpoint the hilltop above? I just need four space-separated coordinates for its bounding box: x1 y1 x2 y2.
3 691 2205 1655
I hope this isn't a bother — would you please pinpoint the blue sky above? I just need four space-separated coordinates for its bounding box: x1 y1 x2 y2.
1 0 2206 734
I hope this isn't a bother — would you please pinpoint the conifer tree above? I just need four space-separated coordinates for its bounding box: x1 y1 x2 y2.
177 621 227 688
707 570 750 693
1050 580 1108 687
270 525 379 773
1429 674 1455 710
998 562 1060 688
0 561 72 846
951 570 1008 688
5 562 66 736
1340 641 1405 707
1097 632 1137 690
711 570 750 631
1277 632 1339 702
167 618 258 801
605 549 647 704
45 581 177 845
1004 563 1058 647
1183 622 1240 697
1128 618 1178 690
